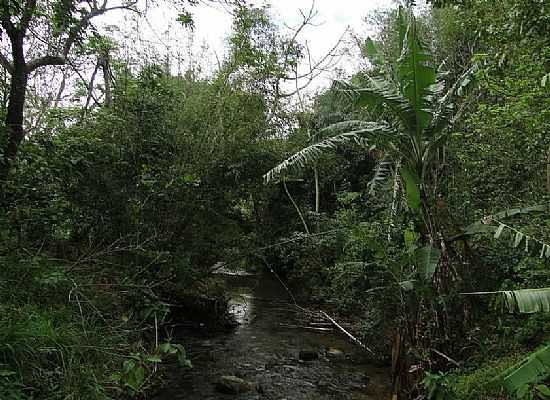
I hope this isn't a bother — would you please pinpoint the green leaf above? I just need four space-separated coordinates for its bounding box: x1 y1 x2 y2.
415 245 441 281
513 232 524 248
404 228 418 252
400 167 421 210
494 223 505 239
495 345 550 395
542 73 549 87
399 280 415 291
159 343 176 354
128 366 144 391
122 359 135 374
365 37 385 67
536 384 550 397
517 385 529 399
396 17 436 131
502 288 550 314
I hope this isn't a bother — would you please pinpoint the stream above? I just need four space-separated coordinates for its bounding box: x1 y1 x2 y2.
154 269 391 399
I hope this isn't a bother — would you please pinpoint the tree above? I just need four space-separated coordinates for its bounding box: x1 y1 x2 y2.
0 0 244 184
0 0 142 182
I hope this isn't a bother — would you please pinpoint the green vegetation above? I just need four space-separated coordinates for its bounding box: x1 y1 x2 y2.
1 0 549 398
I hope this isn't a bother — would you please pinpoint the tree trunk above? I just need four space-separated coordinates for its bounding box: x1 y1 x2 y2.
314 166 320 213
283 178 310 235
101 53 112 108
546 146 550 196
1 33 27 181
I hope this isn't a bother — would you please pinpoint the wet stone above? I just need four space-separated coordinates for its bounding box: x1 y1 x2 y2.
215 375 255 394
299 350 319 361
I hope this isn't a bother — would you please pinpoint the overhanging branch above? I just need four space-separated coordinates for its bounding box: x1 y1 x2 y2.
27 55 66 73
27 1 139 73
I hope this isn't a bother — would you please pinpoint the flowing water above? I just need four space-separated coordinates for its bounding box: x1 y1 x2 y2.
155 269 391 399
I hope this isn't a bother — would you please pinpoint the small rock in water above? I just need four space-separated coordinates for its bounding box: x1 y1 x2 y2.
326 347 345 358
216 375 255 394
298 350 319 361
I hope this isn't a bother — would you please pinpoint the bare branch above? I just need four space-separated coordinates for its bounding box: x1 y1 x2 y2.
63 2 139 58
27 55 66 72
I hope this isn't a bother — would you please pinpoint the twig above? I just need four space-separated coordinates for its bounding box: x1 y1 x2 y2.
432 348 460 367
279 323 333 332
320 311 374 355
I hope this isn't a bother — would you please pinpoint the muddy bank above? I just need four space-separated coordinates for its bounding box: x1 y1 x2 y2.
154 269 391 399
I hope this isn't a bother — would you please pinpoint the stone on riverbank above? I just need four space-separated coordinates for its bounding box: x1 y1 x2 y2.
216 375 255 394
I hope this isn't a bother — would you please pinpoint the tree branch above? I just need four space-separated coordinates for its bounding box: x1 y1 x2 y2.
63 2 139 58
0 53 14 73
20 0 38 33
27 56 66 73
26 1 138 73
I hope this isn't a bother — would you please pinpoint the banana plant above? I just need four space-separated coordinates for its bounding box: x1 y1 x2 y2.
264 6 476 243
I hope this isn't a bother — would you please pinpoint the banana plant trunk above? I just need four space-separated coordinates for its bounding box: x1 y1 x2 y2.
546 147 550 196
314 166 320 214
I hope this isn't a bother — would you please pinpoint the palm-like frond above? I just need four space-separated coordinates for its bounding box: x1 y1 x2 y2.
367 155 393 195
352 76 417 132
313 120 376 141
397 21 436 132
427 64 478 137
264 122 390 183
501 288 550 313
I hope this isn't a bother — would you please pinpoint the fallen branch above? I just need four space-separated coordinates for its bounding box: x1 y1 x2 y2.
320 311 375 355
263 257 375 355
279 323 333 332
432 348 460 367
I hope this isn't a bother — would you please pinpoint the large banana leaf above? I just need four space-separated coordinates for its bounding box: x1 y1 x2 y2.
427 64 478 138
415 245 441 281
397 21 436 133
463 288 550 314
464 204 549 235
501 288 550 313
264 122 390 183
493 345 550 396
353 76 417 133
400 166 421 211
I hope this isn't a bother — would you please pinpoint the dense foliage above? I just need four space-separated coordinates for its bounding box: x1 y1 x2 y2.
1 0 549 399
